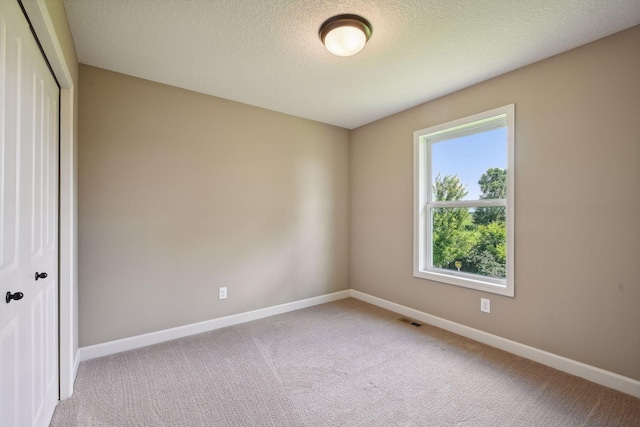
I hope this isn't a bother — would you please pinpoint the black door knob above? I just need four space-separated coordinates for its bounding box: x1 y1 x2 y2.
6 291 24 304
35 272 48 281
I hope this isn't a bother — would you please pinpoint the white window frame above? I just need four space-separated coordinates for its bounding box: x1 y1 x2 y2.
413 105 515 297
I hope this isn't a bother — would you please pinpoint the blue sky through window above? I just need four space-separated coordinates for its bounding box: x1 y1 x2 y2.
431 128 507 200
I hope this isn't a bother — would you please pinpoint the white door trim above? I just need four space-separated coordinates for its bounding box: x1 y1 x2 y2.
20 0 77 400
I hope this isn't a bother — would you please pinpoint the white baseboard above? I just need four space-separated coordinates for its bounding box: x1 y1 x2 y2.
78 290 351 362
349 290 640 399
77 288 639 399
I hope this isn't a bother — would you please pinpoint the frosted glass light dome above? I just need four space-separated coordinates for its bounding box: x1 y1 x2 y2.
319 14 372 57
324 25 367 56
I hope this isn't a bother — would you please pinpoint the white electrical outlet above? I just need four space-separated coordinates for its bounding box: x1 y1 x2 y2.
219 287 227 300
480 298 490 313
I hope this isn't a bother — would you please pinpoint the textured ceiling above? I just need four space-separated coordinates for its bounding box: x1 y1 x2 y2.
62 0 640 129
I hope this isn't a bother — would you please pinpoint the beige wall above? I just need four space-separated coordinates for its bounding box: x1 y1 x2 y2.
78 66 350 346
350 25 640 380
78 25 639 381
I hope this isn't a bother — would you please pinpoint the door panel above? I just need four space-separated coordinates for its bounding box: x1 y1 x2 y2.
31 292 44 423
0 1 59 426
0 0 21 277
31 73 44 259
0 318 19 426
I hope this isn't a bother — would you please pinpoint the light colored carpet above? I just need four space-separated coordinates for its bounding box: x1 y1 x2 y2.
51 298 640 426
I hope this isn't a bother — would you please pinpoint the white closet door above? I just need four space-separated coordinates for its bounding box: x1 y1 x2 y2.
0 1 60 426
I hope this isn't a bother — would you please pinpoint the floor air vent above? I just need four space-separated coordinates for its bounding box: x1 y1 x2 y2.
398 317 422 327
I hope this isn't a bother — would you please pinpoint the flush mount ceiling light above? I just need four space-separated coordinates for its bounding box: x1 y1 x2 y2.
319 14 372 57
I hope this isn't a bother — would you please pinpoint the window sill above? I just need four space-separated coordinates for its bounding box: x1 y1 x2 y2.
414 269 514 297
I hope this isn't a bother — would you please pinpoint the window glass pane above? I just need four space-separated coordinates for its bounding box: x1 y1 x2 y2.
431 206 506 279
431 127 507 201
414 105 514 295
